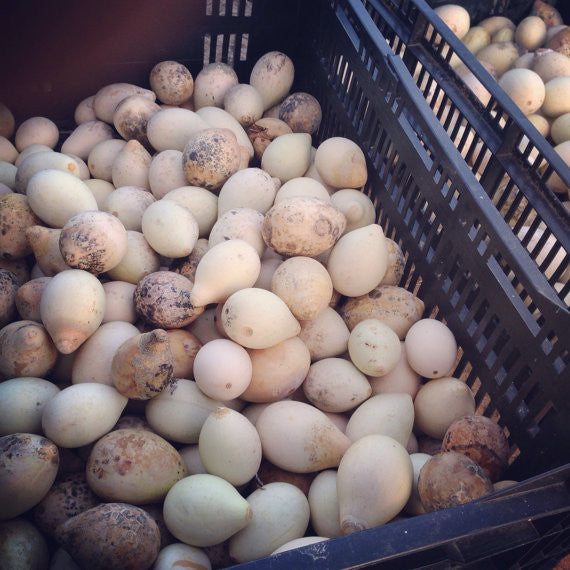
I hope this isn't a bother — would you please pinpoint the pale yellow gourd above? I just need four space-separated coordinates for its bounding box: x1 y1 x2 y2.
221 288 300 349
327 224 388 297
190 239 261 306
255 400 351 472
336 434 413 534
39 269 106 354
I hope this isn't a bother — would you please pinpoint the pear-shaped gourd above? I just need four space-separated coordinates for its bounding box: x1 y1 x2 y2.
112 329 174 400
111 139 152 189
314 137 368 189
198 407 262 486
256 400 351 472
327 224 388 297
163 474 252 547
190 239 261 306
39 269 106 354
345 393 414 446
229 482 310 563
221 288 300 349
41 383 127 448
25 226 70 276
337 434 413 534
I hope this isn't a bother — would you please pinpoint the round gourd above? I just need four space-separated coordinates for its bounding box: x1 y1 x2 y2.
249 51 295 111
261 132 312 183
150 60 194 105
193 62 239 110
314 137 368 189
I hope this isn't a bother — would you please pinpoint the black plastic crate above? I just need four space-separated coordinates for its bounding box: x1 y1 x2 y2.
1 0 569 567
358 0 570 306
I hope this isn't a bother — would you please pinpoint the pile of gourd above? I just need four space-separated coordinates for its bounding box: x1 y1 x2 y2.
428 1 570 204
0 51 513 569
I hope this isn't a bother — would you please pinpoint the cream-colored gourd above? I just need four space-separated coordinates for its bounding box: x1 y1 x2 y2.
303 357 371 413
14 116 59 151
261 132 312 183
145 378 227 444
240 336 311 403
198 407 262 486
223 83 264 128
71 321 139 386
0 377 60 436
14 151 81 194
314 137 368 189
327 224 388 297
105 230 161 284
86 428 187 504
217 167 278 216
404 453 432 516
0 137 18 164
74 95 96 124
307 470 343 538
414 377 476 439
25 226 70 276
0 433 59 521
229 482 309 563
249 51 295 110
255 400 351 472
61 120 115 160
92 82 156 123
41 383 128 448
59 210 128 274
348 318 402 377
0 320 57 379
163 474 252 547
153 544 211 570
271 537 329 555
148 150 187 199
298 305 350 361
262 196 346 257
87 138 126 181
368 342 421 399
405 318 458 378
187 307 226 345
208 207 266 257
337 434 413 534
0 161 16 190
329 188 376 233
476 42 520 76
102 186 155 231
274 177 330 204
190 239 261 306
193 62 239 110
167 329 201 379
196 106 254 157
193 339 252 400
221 288 300 349
146 108 210 152
26 169 98 228
40 269 106 354
271 256 332 320
141 199 199 258
162 186 218 238
102 281 137 323
345 393 414 446
253 257 282 289
111 139 152 189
